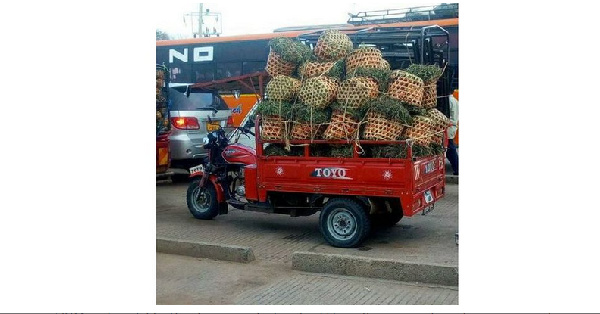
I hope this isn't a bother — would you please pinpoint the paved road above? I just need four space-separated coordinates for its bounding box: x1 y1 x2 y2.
157 182 458 266
157 253 458 305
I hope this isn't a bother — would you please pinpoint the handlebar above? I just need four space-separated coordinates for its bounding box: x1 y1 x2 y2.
235 126 254 137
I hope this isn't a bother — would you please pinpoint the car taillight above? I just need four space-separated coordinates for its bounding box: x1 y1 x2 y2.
227 116 234 128
171 117 200 130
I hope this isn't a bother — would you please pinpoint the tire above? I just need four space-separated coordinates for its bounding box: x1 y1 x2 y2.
371 210 403 228
186 179 219 220
319 198 371 248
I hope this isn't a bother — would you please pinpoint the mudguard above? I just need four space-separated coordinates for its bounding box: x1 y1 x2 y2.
190 172 226 203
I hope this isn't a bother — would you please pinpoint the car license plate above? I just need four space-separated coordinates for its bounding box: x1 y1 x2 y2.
189 164 204 175
206 122 220 131
424 161 435 174
424 190 434 203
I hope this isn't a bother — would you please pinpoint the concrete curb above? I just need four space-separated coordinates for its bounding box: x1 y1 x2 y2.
157 238 255 263
292 251 458 286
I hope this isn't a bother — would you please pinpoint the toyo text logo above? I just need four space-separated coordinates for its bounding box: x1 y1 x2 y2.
311 167 352 180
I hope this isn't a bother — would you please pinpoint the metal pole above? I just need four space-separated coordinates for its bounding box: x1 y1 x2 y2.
190 14 194 37
199 3 203 37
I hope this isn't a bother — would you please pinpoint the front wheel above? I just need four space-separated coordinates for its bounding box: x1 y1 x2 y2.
186 179 219 220
319 198 371 248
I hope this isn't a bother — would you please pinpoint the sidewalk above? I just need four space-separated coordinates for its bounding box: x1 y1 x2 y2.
157 253 458 305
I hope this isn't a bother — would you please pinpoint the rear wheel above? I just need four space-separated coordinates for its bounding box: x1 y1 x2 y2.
319 198 370 248
186 180 219 220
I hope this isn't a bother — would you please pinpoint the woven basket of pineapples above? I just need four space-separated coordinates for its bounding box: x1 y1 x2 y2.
265 37 313 77
322 104 361 140
388 70 425 107
406 64 444 109
337 77 379 109
256 100 292 140
298 60 344 79
362 96 411 141
265 75 301 101
314 30 353 61
298 76 338 109
426 108 450 143
346 47 389 74
266 50 295 77
405 115 434 146
290 104 329 140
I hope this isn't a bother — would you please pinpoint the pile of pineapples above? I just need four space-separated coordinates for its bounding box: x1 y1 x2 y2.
259 30 449 158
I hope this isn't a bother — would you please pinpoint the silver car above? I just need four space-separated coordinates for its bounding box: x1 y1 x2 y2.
168 87 232 176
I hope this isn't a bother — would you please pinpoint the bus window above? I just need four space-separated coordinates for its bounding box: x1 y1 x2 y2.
243 61 267 75
217 41 269 62
216 62 242 79
168 66 192 83
193 63 216 82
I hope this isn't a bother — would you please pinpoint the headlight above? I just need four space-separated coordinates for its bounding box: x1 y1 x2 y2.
202 137 210 144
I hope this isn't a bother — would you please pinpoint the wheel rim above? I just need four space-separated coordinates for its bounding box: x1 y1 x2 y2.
191 186 211 213
327 208 358 241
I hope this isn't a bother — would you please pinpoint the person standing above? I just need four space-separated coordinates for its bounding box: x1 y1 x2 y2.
446 90 459 175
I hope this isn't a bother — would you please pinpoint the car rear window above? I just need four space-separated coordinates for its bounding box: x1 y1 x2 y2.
169 88 228 111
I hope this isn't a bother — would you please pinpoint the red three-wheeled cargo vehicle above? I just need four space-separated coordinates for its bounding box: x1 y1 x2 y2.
184 25 451 247
186 116 446 248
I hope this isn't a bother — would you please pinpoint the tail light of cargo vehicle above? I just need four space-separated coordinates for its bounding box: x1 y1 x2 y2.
171 117 200 130
227 116 234 128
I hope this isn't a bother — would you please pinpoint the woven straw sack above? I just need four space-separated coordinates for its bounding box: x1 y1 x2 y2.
266 75 301 101
388 71 424 107
156 70 165 80
261 115 285 140
427 108 450 130
323 110 359 140
427 108 450 143
421 74 442 109
337 77 379 109
422 84 438 109
266 50 295 77
363 112 404 141
346 47 385 73
379 58 391 70
299 61 335 78
290 122 326 140
405 115 434 146
298 76 338 109
314 30 353 61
